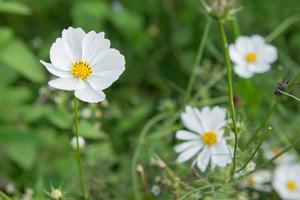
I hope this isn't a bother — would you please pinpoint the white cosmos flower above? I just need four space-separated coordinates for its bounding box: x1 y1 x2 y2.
240 169 272 192
272 164 300 200
41 27 125 103
175 106 232 172
229 35 277 79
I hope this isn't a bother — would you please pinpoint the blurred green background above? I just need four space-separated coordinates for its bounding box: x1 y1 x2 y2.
0 0 300 199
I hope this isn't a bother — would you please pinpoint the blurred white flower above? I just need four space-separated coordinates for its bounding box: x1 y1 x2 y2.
175 106 232 172
240 169 272 192
41 27 125 103
22 188 34 200
273 164 300 199
151 184 161 196
50 188 63 200
263 144 296 165
70 136 85 150
229 35 277 78
246 161 256 172
81 107 93 119
5 182 15 195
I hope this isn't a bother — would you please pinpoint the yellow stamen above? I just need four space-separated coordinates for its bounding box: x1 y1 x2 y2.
287 180 297 192
246 53 257 63
202 131 217 145
71 60 93 80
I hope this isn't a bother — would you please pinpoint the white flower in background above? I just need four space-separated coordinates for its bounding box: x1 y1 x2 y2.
70 136 85 150
175 106 232 172
246 161 256 172
263 144 296 165
229 35 277 78
273 164 300 199
50 189 63 200
240 169 272 192
41 27 125 103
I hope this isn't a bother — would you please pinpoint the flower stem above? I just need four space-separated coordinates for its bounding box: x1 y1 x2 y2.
73 97 88 199
131 112 169 199
246 101 279 146
218 21 238 179
266 14 300 43
237 127 272 172
0 191 12 200
184 19 212 105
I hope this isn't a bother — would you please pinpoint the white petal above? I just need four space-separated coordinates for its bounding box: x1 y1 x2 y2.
211 139 232 168
62 27 85 60
92 49 125 74
235 36 254 53
229 44 246 65
251 35 265 47
207 106 226 131
196 147 211 172
50 38 75 70
174 141 202 153
86 72 120 91
234 64 254 79
40 60 71 78
48 77 80 91
75 82 106 103
177 145 202 163
176 130 199 140
82 31 110 64
249 63 271 73
181 106 204 133
258 45 277 64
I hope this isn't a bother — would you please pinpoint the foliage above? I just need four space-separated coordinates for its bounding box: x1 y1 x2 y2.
1 0 300 199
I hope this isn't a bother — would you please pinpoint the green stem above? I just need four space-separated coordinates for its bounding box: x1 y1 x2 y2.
237 127 272 172
0 191 12 200
266 14 300 43
131 113 170 200
184 19 212 105
73 97 88 200
246 100 279 146
218 22 238 179
238 137 300 180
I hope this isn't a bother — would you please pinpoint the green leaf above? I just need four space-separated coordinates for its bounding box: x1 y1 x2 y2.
46 106 72 129
78 120 106 139
0 27 13 46
0 39 46 83
71 1 109 30
5 142 36 169
0 1 31 15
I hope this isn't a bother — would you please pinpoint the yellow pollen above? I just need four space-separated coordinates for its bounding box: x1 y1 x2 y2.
71 60 93 80
246 53 257 63
202 131 218 145
287 180 297 192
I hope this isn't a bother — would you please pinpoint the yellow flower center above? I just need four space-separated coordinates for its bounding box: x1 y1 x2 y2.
246 53 257 63
71 60 93 80
287 180 297 192
202 131 218 145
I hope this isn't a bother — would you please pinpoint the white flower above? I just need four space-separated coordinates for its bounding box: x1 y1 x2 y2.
229 35 277 78
175 106 232 172
50 189 63 200
41 27 125 103
240 169 272 192
273 164 300 200
263 143 296 165
70 136 85 150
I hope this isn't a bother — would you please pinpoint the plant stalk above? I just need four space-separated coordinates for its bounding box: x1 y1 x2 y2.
184 19 212 105
218 21 238 179
73 97 88 200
